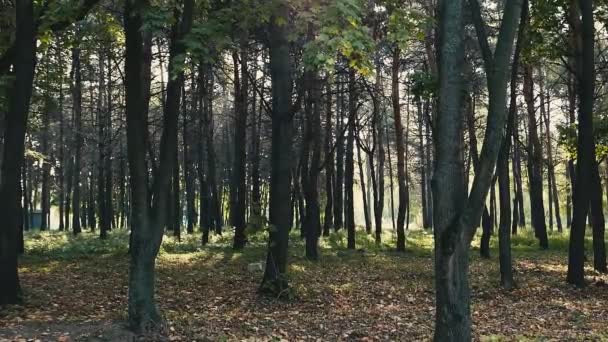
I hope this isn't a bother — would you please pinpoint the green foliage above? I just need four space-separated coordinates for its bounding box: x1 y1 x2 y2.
410 70 436 100
557 117 608 160
386 6 427 51
303 0 374 75
25 230 129 259
526 0 568 61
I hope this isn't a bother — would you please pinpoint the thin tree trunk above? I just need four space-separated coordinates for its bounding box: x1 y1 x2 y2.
523 63 548 249
392 47 407 251
71 43 83 235
232 43 248 249
323 81 334 236
345 69 356 250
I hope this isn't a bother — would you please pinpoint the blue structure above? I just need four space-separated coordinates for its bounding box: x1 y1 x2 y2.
28 211 43 230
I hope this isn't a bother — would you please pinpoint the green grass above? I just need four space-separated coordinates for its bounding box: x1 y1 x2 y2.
22 224 594 263
9 225 608 341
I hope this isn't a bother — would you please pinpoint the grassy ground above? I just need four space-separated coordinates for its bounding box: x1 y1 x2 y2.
0 227 607 341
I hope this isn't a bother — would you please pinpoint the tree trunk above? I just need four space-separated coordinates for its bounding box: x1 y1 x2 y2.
523 64 548 249
434 0 523 338
303 73 322 260
232 43 248 250
345 69 357 250
40 97 52 231
124 0 193 331
260 2 293 296
568 0 600 285
541 78 563 232
0 0 35 305
357 136 371 235
392 47 407 252
71 44 83 235
417 97 429 230
323 81 334 236
334 73 345 231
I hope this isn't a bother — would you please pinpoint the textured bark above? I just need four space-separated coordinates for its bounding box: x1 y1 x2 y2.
498 0 527 290
433 0 523 338
373 67 385 242
417 97 429 230
260 2 294 296
71 44 83 235
568 0 601 285
232 42 248 250
523 64 548 249
345 69 356 250
303 73 322 260
392 47 407 252
124 0 193 331
40 97 52 231
323 81 334 236
357 136 371 235
0 0 35 305
334 73 345 231
541 78 563 232
97 50 109 239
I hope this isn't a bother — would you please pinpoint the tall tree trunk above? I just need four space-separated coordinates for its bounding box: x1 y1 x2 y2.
345 69 356 250
433 3 469 337
498 0 527 290
417 97 429 230
334 73 345 231
232 43 248 250
392 47 407 252
523 64 548 249
124 0 193 331
541 78 563 232
260 2 294 296
40 97 52 231
98 49 109 239
71 43 83 235
303 73 322 260
205 65 222 234
0 0 35 305
249 53 263 232
184 83 196 234
323 81 334 236
434 0 522 338
567 0 604 285
357 136 371 234
466 95 493 258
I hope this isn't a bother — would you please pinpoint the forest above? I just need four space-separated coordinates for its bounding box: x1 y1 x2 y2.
1 0 608 340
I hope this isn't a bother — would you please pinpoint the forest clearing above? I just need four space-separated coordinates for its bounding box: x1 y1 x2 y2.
1 230 607 341
3 0 608 340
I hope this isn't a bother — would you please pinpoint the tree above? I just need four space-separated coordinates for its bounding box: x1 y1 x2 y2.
0 0 36 305
433 0 522 339
260 1 294 296
567 0 606 286
123 0 193 331
392 46 407 252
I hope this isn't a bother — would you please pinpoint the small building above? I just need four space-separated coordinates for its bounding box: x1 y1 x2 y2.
28 210 43 230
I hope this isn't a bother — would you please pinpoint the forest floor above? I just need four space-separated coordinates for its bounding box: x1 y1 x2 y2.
1 228 607 341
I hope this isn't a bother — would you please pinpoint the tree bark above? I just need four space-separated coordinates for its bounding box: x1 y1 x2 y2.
568 0 601 285
323 81 334 236
345 69 357 250
71 43 83 235
260 2 294 296
392 47 407 252
0 0 36 305
124 0 193 331
232 42 248 249
523 64 548 249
